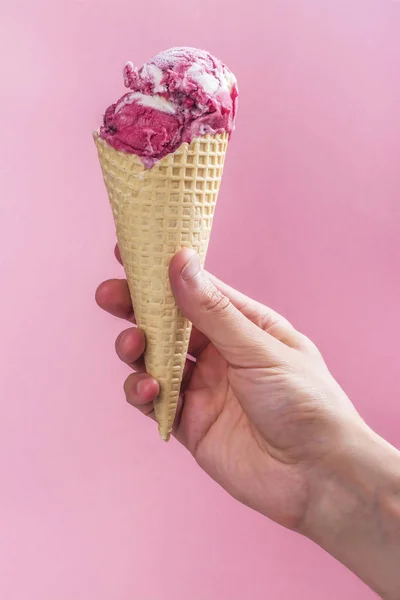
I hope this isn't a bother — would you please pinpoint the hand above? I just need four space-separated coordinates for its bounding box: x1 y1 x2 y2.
96 246 361 529
96 246 400 598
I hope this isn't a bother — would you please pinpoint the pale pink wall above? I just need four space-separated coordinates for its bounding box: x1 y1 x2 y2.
1 0 399 598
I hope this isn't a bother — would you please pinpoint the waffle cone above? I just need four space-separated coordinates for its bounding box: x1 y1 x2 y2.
94 131 229 441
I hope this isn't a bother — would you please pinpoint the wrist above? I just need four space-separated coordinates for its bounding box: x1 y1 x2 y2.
301 419 400 599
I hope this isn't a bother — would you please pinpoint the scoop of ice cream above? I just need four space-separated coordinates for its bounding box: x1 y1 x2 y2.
99 47 238 167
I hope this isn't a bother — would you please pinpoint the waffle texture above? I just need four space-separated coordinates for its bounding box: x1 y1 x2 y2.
94 131 228 441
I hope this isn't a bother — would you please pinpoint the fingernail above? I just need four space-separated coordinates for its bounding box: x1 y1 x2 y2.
136 379 144 395
181 252 201 281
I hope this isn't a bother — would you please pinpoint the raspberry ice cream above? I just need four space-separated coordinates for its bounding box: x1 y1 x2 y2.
99 47 238 168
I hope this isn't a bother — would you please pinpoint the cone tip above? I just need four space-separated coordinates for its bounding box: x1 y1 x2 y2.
159 428 172 442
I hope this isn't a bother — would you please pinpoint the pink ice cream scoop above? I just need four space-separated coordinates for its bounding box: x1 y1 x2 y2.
99 47 238 168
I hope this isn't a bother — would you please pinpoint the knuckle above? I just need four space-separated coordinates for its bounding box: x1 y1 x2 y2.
123 374 135 397
201 283 231 315
258 309 285 333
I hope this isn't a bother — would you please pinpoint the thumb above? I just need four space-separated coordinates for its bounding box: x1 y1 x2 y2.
169 249 282 368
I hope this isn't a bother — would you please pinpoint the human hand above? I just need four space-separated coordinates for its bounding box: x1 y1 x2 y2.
96 246 362 530
96 246 400 598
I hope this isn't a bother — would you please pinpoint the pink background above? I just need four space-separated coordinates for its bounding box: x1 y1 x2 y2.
1 0 399 598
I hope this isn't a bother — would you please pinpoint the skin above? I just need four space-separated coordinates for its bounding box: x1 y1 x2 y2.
96 246 400 599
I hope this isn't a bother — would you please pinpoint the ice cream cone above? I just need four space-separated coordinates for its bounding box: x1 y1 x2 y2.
93 131 229 441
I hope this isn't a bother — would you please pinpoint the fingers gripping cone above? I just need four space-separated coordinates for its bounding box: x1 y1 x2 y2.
94 132 229 441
